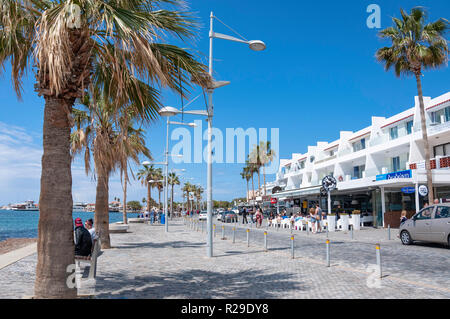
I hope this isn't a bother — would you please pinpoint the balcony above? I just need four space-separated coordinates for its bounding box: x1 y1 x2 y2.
428 120 450 136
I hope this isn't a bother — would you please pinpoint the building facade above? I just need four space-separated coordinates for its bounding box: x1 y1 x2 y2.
267 92 450 227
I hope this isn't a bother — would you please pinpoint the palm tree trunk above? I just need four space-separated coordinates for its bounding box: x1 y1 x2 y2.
95 168 111 249
257 169 261 196
416 73 434 204
263 165 266 196
35 97 76 298
122 164 128 224
147 183 151 212
251 175 255 200
246 180 249 202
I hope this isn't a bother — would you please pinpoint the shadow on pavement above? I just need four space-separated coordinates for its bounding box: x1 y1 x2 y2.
94 268 305 299
113 241 205 250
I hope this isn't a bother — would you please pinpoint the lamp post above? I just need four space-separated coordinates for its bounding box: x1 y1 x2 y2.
158 107 197 233
205 11 266 257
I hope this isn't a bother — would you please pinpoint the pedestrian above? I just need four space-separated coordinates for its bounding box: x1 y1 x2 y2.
242 207 248 224
434 199 440 204
315 204 323 233
309 208 317 233
74 218 92 257
256 209 263 228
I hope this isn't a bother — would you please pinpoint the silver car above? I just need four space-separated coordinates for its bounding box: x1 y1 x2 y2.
399 204 450 247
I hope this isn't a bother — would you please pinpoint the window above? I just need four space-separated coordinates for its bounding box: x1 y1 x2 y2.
353 165 365 179
435 206 450 219
389 126 398 140
406 121 413 135
434 143 450 157
415 207 433 220
432 106 450 124
392 156 400 172
352 138 366 152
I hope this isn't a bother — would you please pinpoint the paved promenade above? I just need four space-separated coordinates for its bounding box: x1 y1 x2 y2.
0 219 449 299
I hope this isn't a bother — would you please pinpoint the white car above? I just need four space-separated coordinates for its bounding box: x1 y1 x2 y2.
198 211 208 221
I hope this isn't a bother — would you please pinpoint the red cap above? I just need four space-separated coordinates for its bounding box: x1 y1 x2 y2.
75 218 83 226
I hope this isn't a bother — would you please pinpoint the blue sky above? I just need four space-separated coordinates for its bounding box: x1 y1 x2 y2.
0 0 449 205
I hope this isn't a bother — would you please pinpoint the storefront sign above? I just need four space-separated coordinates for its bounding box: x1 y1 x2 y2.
376 169 412 181
270 198 277 204
418 185 428 197
401 187 415 194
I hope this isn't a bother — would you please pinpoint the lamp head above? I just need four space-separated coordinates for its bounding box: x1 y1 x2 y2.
159 106 179 117
249 40 266 51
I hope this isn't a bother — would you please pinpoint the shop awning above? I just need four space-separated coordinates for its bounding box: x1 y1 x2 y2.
271 186 321 198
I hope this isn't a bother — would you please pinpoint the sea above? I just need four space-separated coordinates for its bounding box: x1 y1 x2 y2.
0 210 139 242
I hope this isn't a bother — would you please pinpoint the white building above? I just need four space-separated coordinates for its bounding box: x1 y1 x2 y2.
267 92 450 227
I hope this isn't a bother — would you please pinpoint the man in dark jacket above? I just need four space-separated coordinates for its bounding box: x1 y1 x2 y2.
74 218 92 256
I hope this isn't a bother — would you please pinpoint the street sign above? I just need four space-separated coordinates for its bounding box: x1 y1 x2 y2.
271 198 277 204
418 185 428 197
401 187 415 194
322 175 337 192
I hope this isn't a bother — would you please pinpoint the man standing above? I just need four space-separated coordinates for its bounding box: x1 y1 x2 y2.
242 207 248 224
74 218 92 257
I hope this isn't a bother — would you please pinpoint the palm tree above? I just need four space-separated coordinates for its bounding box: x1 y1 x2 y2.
182 182 193 211
259 141 276 196
376 7 449 204
152 168 164 209
194 186 204 210
245 159 258 200
116 111 152 225
240 166 252 202
249 144 263 196
168 172 180 217
72 95 152 249
0 0 205 298
138 164 158 212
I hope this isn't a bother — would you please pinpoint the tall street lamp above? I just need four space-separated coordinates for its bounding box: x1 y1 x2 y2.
205 12 266 257
158 107 197 233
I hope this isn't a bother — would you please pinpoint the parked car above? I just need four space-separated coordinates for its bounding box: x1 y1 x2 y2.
399 204 450 247
198 211 208 221
219 211 238 223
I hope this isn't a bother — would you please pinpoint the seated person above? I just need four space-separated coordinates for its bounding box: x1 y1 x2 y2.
74 218 93 257
84 218 98 243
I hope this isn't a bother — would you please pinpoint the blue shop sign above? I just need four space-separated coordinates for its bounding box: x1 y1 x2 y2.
401 187 416 194
376 170 412 181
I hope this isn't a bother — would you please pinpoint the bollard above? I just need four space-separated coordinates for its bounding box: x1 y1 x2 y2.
264 231 268 252
201 221 204 233
350 225 354 240
326 225 329 238
232 227 236 243
213 224 216 238
376 243 382 278
388 225 391 240
221 225 225 240
306 221 310 235
326 239 330 267
290 235 295 259
246 229 250 247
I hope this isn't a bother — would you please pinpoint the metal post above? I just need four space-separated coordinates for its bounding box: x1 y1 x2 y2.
306 221 309 235
388 224 391 240
246 229 250 247
351 224 353 239
206 11 214 258
221 225 225 240
291 235 295 259
232 227 236 243
326 239 330 267
376 243 382 278
264 231 268 252
164 116 169 233
213 224 216 238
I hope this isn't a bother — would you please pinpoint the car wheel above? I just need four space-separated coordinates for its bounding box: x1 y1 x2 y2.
400 230 413 245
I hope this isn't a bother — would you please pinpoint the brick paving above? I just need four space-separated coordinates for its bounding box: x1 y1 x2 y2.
0 218 449 299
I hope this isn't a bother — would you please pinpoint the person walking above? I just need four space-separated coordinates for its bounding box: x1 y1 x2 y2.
242 207 248 224
315 204 323 233
309 208 317 234
256 209 263 228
